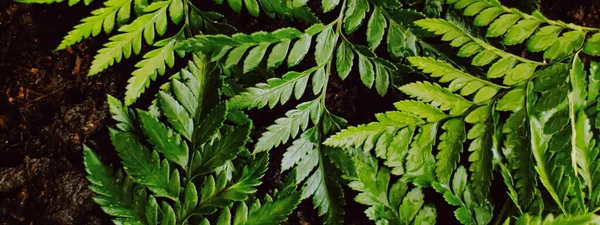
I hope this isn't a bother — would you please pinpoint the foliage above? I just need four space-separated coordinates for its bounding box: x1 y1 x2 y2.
175 0 430 224
18 0 600 224
324 1 600 224
15 0 314 106
83 55 300 225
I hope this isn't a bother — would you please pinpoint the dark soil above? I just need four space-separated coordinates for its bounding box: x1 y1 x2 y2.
0 0 599 225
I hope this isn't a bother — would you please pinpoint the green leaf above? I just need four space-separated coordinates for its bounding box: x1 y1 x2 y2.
281 129 316 172
407 56 501 100
502 109 536 210
315 26 337 65
504 63 537 85
399 81 473 115
394 100 447 122
584 33 600 56
125 32 182 105
245 191 302 225
243 45 269 73
526 26 562 52
107 94 136 132
358 54 375 88
267 40 290 70
399 188 425 224
343 0 370 34
497 88 525 112
138 110 189 168
374 63 390 96
83 146 149 224
413 205 437 225
504 19 542 46
336 41 354 80
543 30 585 60
57 0 133 50
288 34 312 67
324 111 423 153
436 119 466 185
486 14 520 37
404 123 437 184
466 105 493 199
217 0 319 23
89 1 171 76
225 46 250 69
254 99 321 152
194 102 227 145
532 63 569 92
244 0 260 17
229 69 313 109
303 159 346 225
194 154 268 214
366 8 387 49
108 129 176 198
192 122 251 175
322 0 340 12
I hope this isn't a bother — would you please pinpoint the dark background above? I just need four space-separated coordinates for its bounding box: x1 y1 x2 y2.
0 0 599 224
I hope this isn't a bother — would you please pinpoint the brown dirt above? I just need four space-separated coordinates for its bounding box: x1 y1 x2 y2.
1 0 600 225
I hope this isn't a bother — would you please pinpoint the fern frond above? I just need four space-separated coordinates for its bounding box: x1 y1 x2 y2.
125 30 184 105
193 154 268 215
414 18 543 85
229 67 317 109
393 100 448 122
108 128 179 199
107 94 136 132
501 109 536 210
177 25 324 70
137 110 189 168
253 99 322 152
302 155 346 225
336 40 397 95
432 166 493 225
529 118 583 213
324 111 424 152
89 0 173 76
215 0 319 23
83 146 157 225
403 123 437 184
343 0 370 34
345 148 437 224
569 54 600 210
436 118 466 185
464 105 494 200
447 0 600 58
281 128 315 173
399 81 473 115
57 0 133 50
201 190 301 225
190 123 251 176
407 57 503 103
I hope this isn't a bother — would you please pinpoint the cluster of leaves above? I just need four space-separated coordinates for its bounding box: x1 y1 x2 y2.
83 55 301 225
325 0 600 224
15 0 315 105
173 0 447 223
17 0 600 224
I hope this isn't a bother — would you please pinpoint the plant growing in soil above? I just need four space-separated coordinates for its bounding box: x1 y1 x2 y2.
325 0 600 224
83 54 302 224
14 0 600 224
15 0 316 105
